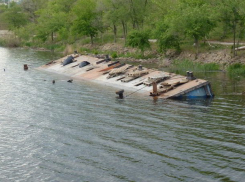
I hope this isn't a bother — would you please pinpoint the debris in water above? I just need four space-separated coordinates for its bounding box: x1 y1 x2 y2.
116 89 124 99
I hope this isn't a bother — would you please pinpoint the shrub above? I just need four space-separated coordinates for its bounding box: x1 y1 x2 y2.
111 52 118 58
227 63 245 77
127 30 150 56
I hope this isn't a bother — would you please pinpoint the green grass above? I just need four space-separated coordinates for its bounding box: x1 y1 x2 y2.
180 41 229 53
227 63 245 77
169 59 221 74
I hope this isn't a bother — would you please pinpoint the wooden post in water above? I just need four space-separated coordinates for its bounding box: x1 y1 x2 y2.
116 89 124 99
151 82 159 96
24 64 28 70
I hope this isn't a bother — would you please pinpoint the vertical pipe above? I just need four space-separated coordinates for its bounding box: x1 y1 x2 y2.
152 82 157 94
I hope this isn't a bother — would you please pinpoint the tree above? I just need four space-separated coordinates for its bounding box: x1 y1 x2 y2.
100 0 131 43
21 0 48 23
165 0 216 58
99 0 120 43
3 2 28 29
127 30 150 56
33 0 77 43
155 22 180 53
128 0 150 29
35 0 69 42
71 0 99 45
218 0 245 57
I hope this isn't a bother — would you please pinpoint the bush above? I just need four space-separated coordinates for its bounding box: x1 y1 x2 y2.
111 52 118 58
127 30 150 56
158 34 180 53
227 63 245 77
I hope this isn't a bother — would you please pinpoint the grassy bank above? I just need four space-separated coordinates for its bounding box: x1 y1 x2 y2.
227 63 245 78
169 60 221 74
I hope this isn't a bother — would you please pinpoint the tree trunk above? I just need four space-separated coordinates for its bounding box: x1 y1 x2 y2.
122 21 127 44
129 0 139 29
51 32 54 42
90 35 93 45
113 24 117 43
142 0 148 28
194 37 199 59
233 22 236 57
101 32 103 43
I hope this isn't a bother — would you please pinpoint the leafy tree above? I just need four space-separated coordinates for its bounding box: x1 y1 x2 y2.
34 0 76 43
3 2 28 29
127 30 150 56
99 0 120 43
165 0 216 57
71 0 99 45
100 0 131 43
218 0 245 56
0 4 7 29
35 2 67 42
21 0 48 23
128 0 150 29
155 23 180 53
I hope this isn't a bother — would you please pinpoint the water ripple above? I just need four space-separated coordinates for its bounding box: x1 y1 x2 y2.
0 48 244 181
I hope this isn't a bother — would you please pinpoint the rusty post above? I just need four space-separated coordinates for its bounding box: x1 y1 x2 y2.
24 64 28 70
116 89 124 99
152 82 158 95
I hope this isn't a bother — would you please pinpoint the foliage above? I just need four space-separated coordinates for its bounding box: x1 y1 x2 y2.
164 0 216 57
0 0 244 67
217 0 245 56
227 63 245 77
127 30 150 56
170 59 220 73
111 52 118 58
71 0 99 45
154 22 181 53
3 2 28 29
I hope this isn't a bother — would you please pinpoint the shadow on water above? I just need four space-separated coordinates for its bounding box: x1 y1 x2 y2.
150 95 213 107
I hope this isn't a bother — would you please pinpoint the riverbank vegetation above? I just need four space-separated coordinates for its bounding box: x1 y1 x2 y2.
170 60 221 74
0 0 245 75
227 63 245 78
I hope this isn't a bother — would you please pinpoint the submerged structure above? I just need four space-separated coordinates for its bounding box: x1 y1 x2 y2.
39 54 214 99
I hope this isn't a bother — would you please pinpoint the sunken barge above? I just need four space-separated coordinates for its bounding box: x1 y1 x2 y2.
39 53 214 99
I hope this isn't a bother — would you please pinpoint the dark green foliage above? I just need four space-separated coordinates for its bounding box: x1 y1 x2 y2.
111 52 118 58
227 63 245 77
158 34 180 53
127 30 150 55
3 3 28 29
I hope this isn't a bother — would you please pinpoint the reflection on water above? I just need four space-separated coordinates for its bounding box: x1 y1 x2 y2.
174 97 214 107
0 48 244 182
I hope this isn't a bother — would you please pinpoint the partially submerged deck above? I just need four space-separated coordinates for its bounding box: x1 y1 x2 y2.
39 54 213 99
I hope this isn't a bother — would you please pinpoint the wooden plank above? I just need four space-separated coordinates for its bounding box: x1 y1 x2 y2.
161 77 188 86
158 79 209 99
96 59 107 64
99 63 121 72
107 61 119 67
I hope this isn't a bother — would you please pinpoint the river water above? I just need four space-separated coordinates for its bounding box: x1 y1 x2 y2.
0 47 244 182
